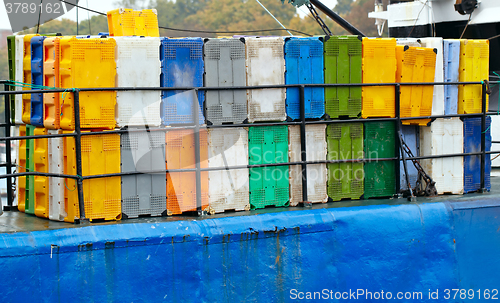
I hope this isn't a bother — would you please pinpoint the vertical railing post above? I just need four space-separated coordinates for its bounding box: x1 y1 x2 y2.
480 81 487 192
193 89 203 216
4 83 13 210
299 85 309 206
73 89 86 220
394 84 401 196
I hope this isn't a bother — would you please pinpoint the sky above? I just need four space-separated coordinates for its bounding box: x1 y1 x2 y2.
0 0 338 31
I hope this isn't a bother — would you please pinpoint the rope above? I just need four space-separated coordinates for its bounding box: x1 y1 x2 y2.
255 0 293 36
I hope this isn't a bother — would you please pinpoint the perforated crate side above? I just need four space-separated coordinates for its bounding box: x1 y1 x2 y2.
33 127 49 218
364 121 396 199
443 40 460 115
463 117 491 193
107 8 160 37
396 46 435 126
246 37 286 123
160 38 205 126
25 125 36 214
43 37 61 129
361 38 397 119
493 115 500 167
30 36 46 126
59 37 117 130
14 36 24 124
165 129 208 215
285 37 325 120
22 34 39 124
48 130 66 221
121 129 166 218
289 125 327 205
458 39 489 114
419 118 464 194
17 125 27 212
207 128 249 213
326 122 364 201
325 35 362 119
115 37 161 127
248 125 289 209
204 38 247 125
7 36 15 124
419 37 444 116
400 125 419 191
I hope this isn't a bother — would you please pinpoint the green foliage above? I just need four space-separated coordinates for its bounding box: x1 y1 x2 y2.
334 0 353 14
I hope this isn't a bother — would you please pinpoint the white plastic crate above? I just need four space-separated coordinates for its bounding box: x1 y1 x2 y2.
419 37 444 116
11 126 19 206
115 37 161 127
48 129 66 221
289 125 327 206
207 128 249 214
246 37 286 123
395 38 421 47
420 117 463 194
14 35 24 125
492 115 500 167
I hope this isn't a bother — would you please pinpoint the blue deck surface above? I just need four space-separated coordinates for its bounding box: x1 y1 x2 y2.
0 178 499 302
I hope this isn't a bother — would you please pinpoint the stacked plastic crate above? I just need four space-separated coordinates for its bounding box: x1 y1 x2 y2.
205 38 249 213
285 37 327 206
324 36 364 201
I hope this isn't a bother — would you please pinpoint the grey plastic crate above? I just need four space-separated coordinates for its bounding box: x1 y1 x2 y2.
121 129 166 218
204 38 247 125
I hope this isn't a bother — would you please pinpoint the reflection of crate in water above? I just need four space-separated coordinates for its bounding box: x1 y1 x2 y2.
166 129 208 215
208 128 249 214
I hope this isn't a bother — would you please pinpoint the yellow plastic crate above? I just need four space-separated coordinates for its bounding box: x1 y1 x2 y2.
107 8 159 37
18 125 27 213
396 45 436 126
22 34 40 124
63 130 121 223
361 38 397 118
458 39 489 114
59 37 116 130
43 37 61 129
33 127 49 218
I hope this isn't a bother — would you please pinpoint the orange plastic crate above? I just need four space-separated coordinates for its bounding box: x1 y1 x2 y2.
17 125 27 212
59 37 116 130
33 127 49 218
165 129 208 215
22 34 39 124
107 8 160 37
396 45 436 126
361 38 397 118
458 39 489 114
43 37 61 129
63 130 121 222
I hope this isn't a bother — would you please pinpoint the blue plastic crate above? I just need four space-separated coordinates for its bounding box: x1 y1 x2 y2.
400 125 419 191
160 37 204 126
285 37 324 120
463 117 491 193
443 40 460 115
30 36 46 126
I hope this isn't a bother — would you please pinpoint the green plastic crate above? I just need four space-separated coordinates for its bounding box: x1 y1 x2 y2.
7 35 15 124
248 126 289 209
26 125 35 214
364 121 396 199
324 35 362 119
327 122 364 201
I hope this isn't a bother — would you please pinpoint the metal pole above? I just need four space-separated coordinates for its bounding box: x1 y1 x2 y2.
73 90 86 220
480 82 487 192
193 89 203 216
3 83 13 210
309 0 366 37
299 85 309 206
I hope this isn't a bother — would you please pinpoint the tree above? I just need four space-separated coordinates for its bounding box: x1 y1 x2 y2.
343 0 381 37
334 0 353 14
18 15 108 36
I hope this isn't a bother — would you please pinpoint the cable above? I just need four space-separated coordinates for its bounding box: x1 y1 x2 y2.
56 0 313 36
87 0 91 35
37 0 44 34
459 12 472 39
406 0 429 38
255 0 293 36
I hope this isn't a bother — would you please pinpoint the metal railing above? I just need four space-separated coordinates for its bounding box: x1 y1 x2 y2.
0 80 498 221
